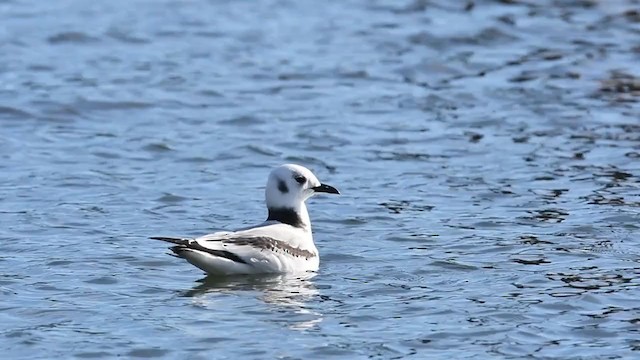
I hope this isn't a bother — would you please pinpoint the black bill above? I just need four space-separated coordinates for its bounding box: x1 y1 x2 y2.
312 183 340 194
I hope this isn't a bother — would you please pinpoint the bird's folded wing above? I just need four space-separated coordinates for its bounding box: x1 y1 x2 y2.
195 222 305 244
191 223 314 261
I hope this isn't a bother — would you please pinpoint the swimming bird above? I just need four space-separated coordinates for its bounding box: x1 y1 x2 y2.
151 164 339 275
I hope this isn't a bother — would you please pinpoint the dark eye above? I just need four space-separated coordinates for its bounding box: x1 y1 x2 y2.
294 175 306 184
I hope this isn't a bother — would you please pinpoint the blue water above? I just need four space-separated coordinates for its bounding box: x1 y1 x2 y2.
2 0 640 358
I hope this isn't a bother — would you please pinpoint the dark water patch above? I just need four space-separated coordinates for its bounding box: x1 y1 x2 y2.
430 260 479 271
520 209 569 223
24 61 56 71
47 31 100 44
126 348 170 358
218 115 265 126
142 143 173 153
379 200 434 214
586 194 639 207
598 70 640 102
465 131 484 143
547 270 636 292
84 277 118 285
92 151 121 159
156 193 190 204
80 206 108 214
0 106 33 119
530 189 569 200
105 28 150 44
520 235 554 245
46 260 73 266
179 156 213 163
74 351 114 359
511 256 550 265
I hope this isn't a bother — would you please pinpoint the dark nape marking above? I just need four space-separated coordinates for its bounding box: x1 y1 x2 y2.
278 179 289 193
224 236 316 259
267 207 305 228
171 242 248 264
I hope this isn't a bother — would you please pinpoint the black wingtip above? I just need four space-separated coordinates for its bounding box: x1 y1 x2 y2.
150 237 191 245
164 241 248 265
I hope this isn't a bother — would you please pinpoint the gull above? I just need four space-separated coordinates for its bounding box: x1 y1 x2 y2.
151 164 339 275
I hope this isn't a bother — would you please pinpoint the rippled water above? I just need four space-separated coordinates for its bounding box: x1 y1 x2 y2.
2 0 640 358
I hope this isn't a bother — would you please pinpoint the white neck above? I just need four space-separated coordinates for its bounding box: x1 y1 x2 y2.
298 203 311 231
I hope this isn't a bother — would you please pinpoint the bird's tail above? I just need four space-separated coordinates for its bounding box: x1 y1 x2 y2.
150 236 194 257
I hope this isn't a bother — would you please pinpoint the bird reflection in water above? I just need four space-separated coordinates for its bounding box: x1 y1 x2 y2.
181 272 322 331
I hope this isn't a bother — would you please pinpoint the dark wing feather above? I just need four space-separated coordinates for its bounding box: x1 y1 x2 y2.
150 236 248 264
149 236 191 245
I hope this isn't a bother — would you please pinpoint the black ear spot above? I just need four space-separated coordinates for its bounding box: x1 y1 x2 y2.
294 175 306 185
278 179 289 193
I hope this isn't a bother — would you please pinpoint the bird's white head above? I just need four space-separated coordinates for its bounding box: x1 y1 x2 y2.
265 164 339 211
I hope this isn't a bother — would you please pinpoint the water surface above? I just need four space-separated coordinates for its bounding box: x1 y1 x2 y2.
1 0 640 358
